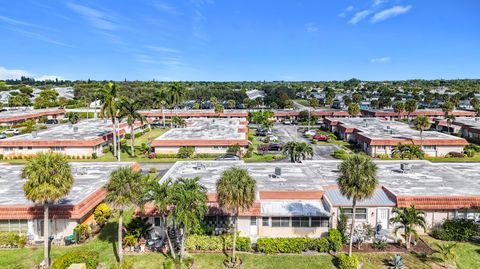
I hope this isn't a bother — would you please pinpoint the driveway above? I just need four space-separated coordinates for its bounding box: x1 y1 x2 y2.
272 124 340 160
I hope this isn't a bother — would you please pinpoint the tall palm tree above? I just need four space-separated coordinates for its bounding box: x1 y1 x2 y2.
393 102 405 120
295 142 314 161
167 82 186 109
152 178 176 259
99 82 120 161
405 144 424 160
445 115 456 135
442 101 454 134
337 154 378 256
390 205 426 249
153 89 168 127
168 177 208 262
22 152 73 266
118 97 145 157
282 141 298 163
216 168 256 266
105 167 147 262
347 103 360 117
413 116 431 146
405 99 417 119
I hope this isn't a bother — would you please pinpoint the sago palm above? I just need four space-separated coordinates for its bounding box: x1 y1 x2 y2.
216 167 256 266
390 205 426 249
99 82 119 160
22 152 73 266
105 167 147 262
118 97 145 157
337 154 378 256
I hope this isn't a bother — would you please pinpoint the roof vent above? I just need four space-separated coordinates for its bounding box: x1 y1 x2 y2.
76 167 87 175
32 131 37 138
274 167 282 177
73 126 78 133
400 163 412 173
193 162 205 170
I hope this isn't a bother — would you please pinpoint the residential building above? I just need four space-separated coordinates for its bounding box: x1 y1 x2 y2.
151 117 249 155
324 118 468 157
361 108 475 120
433 117 480 142
0 108 65 126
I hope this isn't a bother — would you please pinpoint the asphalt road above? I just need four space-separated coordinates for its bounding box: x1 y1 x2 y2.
272 124 340 160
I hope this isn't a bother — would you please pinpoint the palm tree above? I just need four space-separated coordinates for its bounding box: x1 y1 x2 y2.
66 112 80 124
99 82 119 161
406 144 424 160
337 154 378 256
347 103 360 117
152 178 176 259
405 99 417 119
442 101 454 134
295 142 314 161
153 89 168 127
392 144 409 160
22 152 73 266
413 116 431 146
390 205 426 249
105 167 147 262
216 168 256 266
393 102 405 120
282 141 297 163
445 115 455 135
118 97 145 157
433 242 457 268
168 177 208 262
167 82 186 109
227 99 236 109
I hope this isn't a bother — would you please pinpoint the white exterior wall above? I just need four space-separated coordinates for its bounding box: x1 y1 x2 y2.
155 146 247 155
31 219 79 241
370 145 464 157
331 207 393 230
0 145 104 158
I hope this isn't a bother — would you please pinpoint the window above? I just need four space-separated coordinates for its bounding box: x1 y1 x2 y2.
271 217 290 227
27 147 32 150
343 208 367 220
377 145 386 150
18 147 23 150
262 217 269 226
0 220 9 232
0 220 28 233
311 217 329 227
422 145 436 150
154 217 161 227
292 217 310 227
250 217 257 226
455 209 480 220
50 147 65 151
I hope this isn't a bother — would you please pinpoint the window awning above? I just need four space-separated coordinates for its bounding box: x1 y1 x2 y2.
261 200 331 217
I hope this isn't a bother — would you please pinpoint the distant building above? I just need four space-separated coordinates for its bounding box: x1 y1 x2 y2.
0 108 65 126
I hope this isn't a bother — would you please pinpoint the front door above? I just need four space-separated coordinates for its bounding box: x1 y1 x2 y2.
249 217 258 236
376 208 389 230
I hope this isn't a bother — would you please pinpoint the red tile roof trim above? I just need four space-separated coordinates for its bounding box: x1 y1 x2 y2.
0 109 66 123
259 191 324 200
396 196 480 209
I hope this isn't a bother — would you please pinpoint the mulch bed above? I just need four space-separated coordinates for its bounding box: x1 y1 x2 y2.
341 238 433 254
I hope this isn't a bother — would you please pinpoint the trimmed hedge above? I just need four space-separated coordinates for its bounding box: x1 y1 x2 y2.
337 253 359 269
0 232 26 248
186 235 251 252
51 250 99 269
256 237 330 254
328 229 343 252
432 219 478 241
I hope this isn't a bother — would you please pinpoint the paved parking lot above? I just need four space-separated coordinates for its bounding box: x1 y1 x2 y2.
272 124 341 160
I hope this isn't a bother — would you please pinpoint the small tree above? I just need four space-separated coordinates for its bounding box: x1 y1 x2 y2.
347 103 360 117
390 205 426 249
405 99 417 119
227 99 236 109
177 146 195 158
433 242 457 268
66 112 80 124
93 203 112 227
214 104 224 113
227 144 241 156
393 102 405 119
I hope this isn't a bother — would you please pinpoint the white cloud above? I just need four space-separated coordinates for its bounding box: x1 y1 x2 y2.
348 10 371 24
66 3 117 30
0 15 52 30
371 5 412 23
338 5 354 18
147 46 181 53
370 57 392 63
153 2 182 15
0 66 63 80
373 0 388 7
304 22 319 32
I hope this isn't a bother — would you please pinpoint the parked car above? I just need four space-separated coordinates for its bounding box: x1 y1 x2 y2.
215 154 241 161
45 119 58 124
267 143 282 151
256 130 268 136
2 129 19 135
304 130 316 136
263 135 278 142
150 121 162 127
0 134 6 139
282 119 292 125
312 134 328 141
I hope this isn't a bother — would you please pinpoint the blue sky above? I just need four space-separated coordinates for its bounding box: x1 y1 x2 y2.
0 0 479 81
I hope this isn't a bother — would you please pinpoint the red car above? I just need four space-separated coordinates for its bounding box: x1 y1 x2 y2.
312 134 328 141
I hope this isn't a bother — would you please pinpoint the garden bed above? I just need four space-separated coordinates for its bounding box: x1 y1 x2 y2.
341 239 433 254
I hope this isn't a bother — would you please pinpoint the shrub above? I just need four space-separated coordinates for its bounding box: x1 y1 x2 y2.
149 167 158 174
0 154 3 160
111 258 134 269
185 235 251 251
177 146 195 158
194 153 223 158
255 237 330 254
446 151 465 158
126 217 152 240
91 152 97 159
124 235 137 247
431 219 477 241
51 250 99 269
124 133 131 139
333 149 347 159
73 223 91 242
465 143 480 152
226 144 241 155
328 229 343 252
93 203 112 226
337 253 359 269
464 149 475 157
135 132 143 138
0 232 22 247
328 133 338 140
102 147 110 154
38 125 48 130
387 254 405 269
372 238 388 250
156 154 178 159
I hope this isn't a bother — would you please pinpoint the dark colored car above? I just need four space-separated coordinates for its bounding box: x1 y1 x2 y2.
255 130 268 136
46 119 58 124
268 143 282 151
0 134 6 139
215 154 241 161
312 134 328 141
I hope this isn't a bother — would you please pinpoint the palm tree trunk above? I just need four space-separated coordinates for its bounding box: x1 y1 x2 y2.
130 125 135 157
43 202 49 266
118 209 124 262
162 106 166 127
112 118 117 157
232 213 238 264
405 226 410 250
117 122 121 161
180 228 185 262
420 130 423 147
348 199 357 256
162 216 176 259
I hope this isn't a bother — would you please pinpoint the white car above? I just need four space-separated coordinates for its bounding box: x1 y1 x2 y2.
304 130 316 136
282 120 292 125
2 129 19 135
